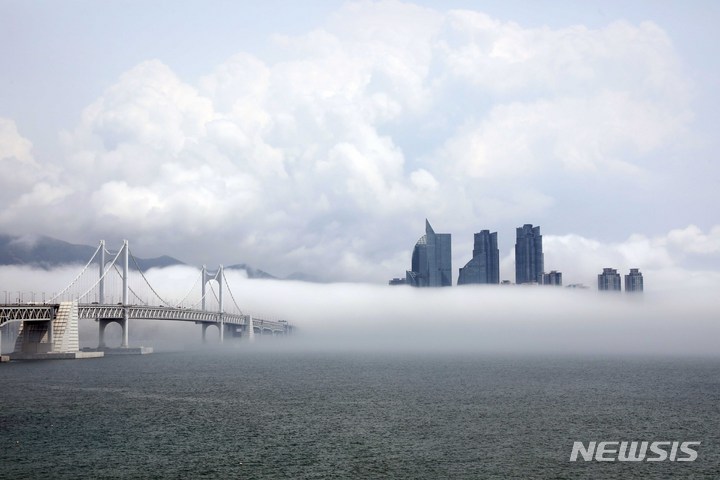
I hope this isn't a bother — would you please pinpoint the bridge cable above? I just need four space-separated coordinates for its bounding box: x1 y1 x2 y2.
128 249 174 307
75 247 124 302
207 279 221 308
110 263 149 305
184 278 213 310
173 273 201 308
205 270 221 305
221 270 245 316
47 242 103 302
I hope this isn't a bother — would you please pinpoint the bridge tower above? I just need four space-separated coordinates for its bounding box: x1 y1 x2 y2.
201 265 225 343
98 240 105 304
97 240 130 349
122 239 129 348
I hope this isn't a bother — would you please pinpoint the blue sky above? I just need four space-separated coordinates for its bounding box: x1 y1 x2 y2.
1 0 719 288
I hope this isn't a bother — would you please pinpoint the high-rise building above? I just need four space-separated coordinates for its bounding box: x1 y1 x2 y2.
458 230 500 285
539 270 562 286
515 224 544 284
625 268 644 292
406 219 452 287
598 268 622 291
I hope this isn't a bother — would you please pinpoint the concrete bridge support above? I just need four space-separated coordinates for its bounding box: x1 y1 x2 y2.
201 323 224 343
98 318 128 349
201 321 255 343
10 302 100 359
248 315 255 342
201 323 213 343
14 302 79 354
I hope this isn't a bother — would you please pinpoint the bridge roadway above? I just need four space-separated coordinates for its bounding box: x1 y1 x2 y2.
0 303 290 334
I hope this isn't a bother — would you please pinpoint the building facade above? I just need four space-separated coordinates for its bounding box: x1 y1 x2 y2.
625 268 644 292
515 224 544 284
539 270 562 286
458 230 500 285
598 268 622 291
406 219 452 287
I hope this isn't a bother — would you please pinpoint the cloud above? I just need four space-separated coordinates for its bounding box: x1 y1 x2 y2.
665 225 720 255
0 118 33 164
437 15 689 99
541 226 720 290
439 92 685 178
0 1 701 284
0 118 42 201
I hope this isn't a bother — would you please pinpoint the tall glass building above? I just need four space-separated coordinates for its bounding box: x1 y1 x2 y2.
625 268 644 292
458 230 499 285
539 270 562 286
515 224 544 284
406 219 452 287
598 268 622 291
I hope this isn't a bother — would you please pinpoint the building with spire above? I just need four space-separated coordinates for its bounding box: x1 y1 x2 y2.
515 224 544 284
458 230 499 285
406 219 452 287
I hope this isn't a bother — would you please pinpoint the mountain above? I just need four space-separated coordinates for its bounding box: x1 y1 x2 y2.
0 234 184 270
134 255 183 271
0 234 318 281
226 263 278 280
226 265 323 282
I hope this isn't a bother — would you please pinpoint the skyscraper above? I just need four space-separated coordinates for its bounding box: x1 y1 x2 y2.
539 271 562 286
515 224 543 284
406 219 452 287
458 230 499 285
625 268 644 292
598 268 622 291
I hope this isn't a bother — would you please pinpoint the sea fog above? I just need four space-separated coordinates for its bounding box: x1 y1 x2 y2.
1 265 718 357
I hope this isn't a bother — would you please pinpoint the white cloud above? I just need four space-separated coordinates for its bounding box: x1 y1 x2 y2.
0 117 33 164
437 15 689 100
79 60 214 154
665 224 720 255
0 118 42 200
543 225 720 290
0 1 702 283
439 92 687 179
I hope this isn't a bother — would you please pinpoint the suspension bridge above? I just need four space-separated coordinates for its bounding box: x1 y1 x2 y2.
0 240 293 359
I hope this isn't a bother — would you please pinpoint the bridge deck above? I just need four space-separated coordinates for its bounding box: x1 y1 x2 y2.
0 304 290 332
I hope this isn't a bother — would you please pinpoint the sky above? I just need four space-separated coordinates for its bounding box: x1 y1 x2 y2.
1 0 719 288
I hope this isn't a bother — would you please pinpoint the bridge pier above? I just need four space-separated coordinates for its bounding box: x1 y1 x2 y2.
201 322 238 343
248 315 255 342
98 319 106 348
122 312 129 348
10 302 101 359
200 321 255 343
201 323 209 343
98 318 128 349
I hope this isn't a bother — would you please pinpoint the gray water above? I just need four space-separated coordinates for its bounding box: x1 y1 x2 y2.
1 350 719 479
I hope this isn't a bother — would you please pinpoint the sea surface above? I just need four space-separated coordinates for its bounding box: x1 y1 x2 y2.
1 349 719 479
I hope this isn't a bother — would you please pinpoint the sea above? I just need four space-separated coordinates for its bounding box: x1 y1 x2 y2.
1 348 719 479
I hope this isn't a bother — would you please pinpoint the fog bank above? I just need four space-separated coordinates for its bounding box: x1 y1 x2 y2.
1 266 718 357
